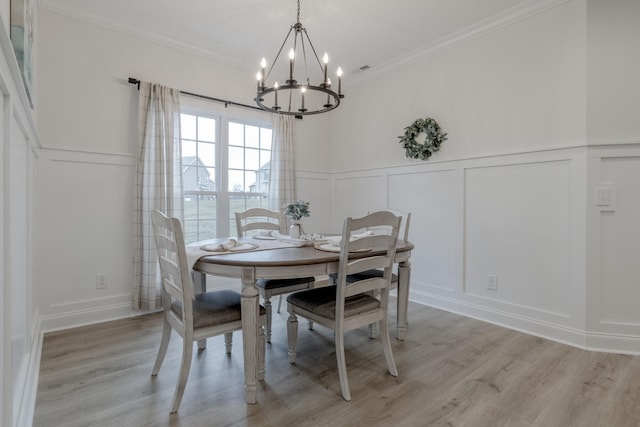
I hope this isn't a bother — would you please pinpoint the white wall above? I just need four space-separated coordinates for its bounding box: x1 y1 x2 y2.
329 0 640 353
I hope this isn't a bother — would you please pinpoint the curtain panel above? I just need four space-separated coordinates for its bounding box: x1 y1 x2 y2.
133 82 184 311
269 114 297 218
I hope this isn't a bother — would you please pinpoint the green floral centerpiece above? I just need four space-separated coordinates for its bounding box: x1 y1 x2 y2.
284 200 310 222
284 200 310 238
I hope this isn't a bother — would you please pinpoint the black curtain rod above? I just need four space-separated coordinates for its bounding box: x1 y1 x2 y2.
127 77 266 113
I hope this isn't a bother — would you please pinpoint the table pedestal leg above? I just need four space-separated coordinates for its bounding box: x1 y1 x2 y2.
240 267 259 404
397 261 411 341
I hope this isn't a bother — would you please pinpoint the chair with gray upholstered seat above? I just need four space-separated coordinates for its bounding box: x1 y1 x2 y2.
235 207 315 343
151 210 266 413
286 211 401 401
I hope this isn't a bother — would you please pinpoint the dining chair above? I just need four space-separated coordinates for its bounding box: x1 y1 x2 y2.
235 207 315 343
329 209 411 337
286 211 401 401
340 209 411 285
150 210 266 413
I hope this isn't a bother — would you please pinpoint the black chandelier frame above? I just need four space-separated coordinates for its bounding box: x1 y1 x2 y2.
255 2 344 116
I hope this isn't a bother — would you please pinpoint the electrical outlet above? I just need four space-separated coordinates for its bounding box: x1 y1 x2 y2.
96 274 108 290
487 275 498 291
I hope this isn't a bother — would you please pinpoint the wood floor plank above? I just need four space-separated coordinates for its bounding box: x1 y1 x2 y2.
34 303 640 427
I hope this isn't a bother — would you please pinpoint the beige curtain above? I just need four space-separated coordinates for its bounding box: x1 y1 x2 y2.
132 82 183 311
269 114 297 216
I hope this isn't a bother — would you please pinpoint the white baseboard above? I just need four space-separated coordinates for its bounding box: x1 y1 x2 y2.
40 301 137 333
409 289 640 356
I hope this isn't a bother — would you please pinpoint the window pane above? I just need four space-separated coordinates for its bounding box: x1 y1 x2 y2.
196 167 215 191
260 149 271 167
182 139 196 159
181 114 196 140
198 196 216 219
183 219 199 244
228 170 244 192
184 195 198 220
229 122 244 146
228 146 244 169
260 128 272 150
182 160 198 191
198 142 215 167
245 170 257 192
197 220 216 241
245 125 259 148
245 148 260 170
198 117 216 142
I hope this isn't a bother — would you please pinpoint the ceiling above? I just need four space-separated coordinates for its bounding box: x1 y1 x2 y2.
40 0 555 81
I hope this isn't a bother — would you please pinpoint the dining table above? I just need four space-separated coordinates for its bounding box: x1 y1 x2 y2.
188 235 413 404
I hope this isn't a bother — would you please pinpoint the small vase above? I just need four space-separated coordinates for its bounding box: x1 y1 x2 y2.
289 222 301 239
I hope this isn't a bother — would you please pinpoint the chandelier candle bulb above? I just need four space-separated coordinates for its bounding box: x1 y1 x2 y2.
256 71 262 91
274 81 279 108
337 67 343 96
260 57 267 86
288 49 295 83
323 53 329 84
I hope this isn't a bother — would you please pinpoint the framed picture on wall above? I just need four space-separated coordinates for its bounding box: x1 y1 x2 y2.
10 0 35 108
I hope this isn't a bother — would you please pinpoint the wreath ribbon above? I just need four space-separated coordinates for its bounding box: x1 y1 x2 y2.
398 117 447 160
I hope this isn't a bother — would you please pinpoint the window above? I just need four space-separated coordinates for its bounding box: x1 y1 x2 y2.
180 108 272 244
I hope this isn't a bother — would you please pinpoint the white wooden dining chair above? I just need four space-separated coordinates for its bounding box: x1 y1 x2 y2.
150 210 266 413
235 208 315 343
286 211 401 401
329 209 411 336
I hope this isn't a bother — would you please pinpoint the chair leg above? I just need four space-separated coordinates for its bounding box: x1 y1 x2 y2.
258 320 266 381
264 295 273 343
151 318 171 376
224 332 233 355
170 340 194 414
380 316 398 377
335 330 351 401
287 311 299 363
276 294 283 313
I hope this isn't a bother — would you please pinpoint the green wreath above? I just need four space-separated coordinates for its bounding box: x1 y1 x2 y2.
398 117 447 160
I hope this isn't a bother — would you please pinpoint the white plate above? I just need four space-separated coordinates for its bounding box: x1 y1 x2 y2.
200 242 258 252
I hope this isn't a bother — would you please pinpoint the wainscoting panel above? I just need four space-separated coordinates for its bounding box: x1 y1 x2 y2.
38 149 136 332
598 156 640 327
388 168 459 294
464 159 572 320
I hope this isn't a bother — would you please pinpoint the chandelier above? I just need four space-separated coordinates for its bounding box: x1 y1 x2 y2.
254 0 344 116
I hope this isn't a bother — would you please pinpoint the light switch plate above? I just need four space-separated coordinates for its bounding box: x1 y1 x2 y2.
595 185 616 212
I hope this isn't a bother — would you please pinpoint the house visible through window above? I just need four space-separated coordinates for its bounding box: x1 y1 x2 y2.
180 107 272 243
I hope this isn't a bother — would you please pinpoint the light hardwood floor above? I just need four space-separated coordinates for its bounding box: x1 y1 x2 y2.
34 301 640 427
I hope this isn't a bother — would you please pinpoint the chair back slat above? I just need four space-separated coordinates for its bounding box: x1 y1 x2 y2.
151 210 194 327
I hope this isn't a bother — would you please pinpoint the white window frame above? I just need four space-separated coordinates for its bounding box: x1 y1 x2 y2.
180 98 273 243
